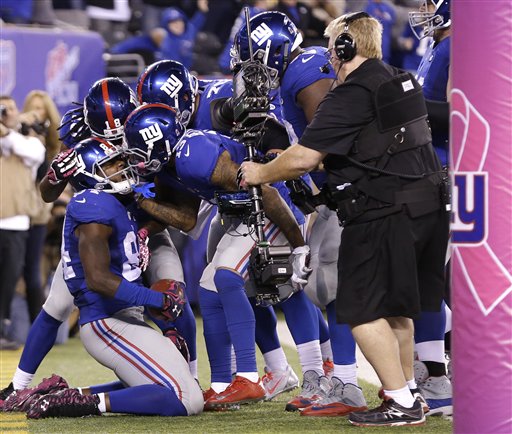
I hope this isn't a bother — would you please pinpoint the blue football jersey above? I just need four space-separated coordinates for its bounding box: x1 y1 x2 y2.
62 189 142 325
280 46 336 142
416 36 450 165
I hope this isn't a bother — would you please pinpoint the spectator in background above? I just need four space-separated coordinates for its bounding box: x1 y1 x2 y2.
20 91 61 324
217 0 271 75
111 0 208 68
141 0 200 35
0 0 33 24
85 0 132 47
277 0 329 44
397 24 427 73
0 96 45 350
364 0 396 63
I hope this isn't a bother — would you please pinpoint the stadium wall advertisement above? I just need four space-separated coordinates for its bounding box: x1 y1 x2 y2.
451 1 512 433
0 27 105 115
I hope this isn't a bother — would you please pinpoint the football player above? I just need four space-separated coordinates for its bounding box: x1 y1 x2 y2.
233 10 367 415
22 138 202 419
123 103 311 408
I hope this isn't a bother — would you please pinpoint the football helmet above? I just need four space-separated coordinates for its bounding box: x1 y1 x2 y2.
70 137 137 195
83 77 138 141
58 107 91 149
123 103 185 177
136 60 198 127
231 11 303 82
409 0 451 39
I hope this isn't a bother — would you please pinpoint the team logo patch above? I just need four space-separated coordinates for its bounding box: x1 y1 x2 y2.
451 88 512 316
0 40 16 94
251 23 274 46
139 123 163 147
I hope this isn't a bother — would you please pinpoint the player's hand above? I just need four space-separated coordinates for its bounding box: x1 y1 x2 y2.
47 148 78 185
161 281 187 322
137 228 151 272
291 245 312 289
164 327 190 362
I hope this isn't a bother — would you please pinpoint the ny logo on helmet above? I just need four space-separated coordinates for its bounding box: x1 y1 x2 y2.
139 123 163 147
160 74 183 98
251 23 274 46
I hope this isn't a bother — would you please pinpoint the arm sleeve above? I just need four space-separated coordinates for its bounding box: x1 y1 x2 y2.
299 85 374 155
189 11 206 34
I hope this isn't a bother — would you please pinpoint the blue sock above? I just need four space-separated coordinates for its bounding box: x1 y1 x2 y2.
280 290 319 345
19 309 62 374
316 306 330 345
89 381 126 394
326 301 356 365
174 302 197 362
108 384 187 416
214 269 257 373
250 298 280 354
414 301 447 342
199 286 232 383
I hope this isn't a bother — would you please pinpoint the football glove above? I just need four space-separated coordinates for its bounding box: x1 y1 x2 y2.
47 148 78 185
164 327 190 362
161 280 187 322
137 228 151 272
291 245 312 289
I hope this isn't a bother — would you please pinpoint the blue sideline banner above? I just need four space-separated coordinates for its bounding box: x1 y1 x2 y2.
0 26 105 114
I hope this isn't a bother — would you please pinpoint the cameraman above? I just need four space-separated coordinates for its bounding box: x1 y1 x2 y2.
240 12 449 427
0 95 45 349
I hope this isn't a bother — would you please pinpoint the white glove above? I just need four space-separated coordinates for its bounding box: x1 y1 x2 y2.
291 245 312 289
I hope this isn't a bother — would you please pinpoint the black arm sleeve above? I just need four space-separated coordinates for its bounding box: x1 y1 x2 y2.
259 117 290 153
426 99 449 135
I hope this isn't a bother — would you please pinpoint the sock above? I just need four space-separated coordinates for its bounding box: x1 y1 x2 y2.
415 341 446 364
333 363 358 386
320 340 333 362
211 382 229 393
326 302 356 365
296 341 323 376
281 291 319 345
199 286 232 384
174 300 197 363
12 368 34 391
15 309 62 387
214 269 257 374
237 372 259 382
109 384 187 416
414 304 447 365
263 347 288 372
407 379 417 390
251 298 281 354
384 385 416 408
89 381 126 394
97 393 106 413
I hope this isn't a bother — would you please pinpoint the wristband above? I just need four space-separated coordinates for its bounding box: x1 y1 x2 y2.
115 279 162 308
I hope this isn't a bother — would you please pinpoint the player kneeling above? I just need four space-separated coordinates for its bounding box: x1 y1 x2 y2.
24 138 203 419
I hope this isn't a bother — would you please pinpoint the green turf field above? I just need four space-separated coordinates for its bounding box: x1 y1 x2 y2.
1 317 453 433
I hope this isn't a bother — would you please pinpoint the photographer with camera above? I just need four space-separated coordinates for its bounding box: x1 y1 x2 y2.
240 12 449 427
0 95 45 350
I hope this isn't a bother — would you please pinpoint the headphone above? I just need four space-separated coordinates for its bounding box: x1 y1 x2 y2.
333 11 370 62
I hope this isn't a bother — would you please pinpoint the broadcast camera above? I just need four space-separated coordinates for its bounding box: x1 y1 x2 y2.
213 8 292 305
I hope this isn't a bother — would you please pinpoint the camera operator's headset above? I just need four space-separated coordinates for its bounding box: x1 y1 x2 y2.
333 11 370 62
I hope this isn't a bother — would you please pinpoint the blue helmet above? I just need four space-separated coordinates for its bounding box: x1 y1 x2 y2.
70 137 137 195
136 60 198 127
409 0 451 39
58 107 91 149
123 103 185 177
83 77 139 141
231 11 303 82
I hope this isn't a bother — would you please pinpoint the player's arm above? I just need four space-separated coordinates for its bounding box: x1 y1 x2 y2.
40 148 79 203
137 178 201 233
212 151 306 248
296 78 334 123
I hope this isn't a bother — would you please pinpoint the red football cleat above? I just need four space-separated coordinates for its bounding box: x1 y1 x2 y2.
205 376 265 409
